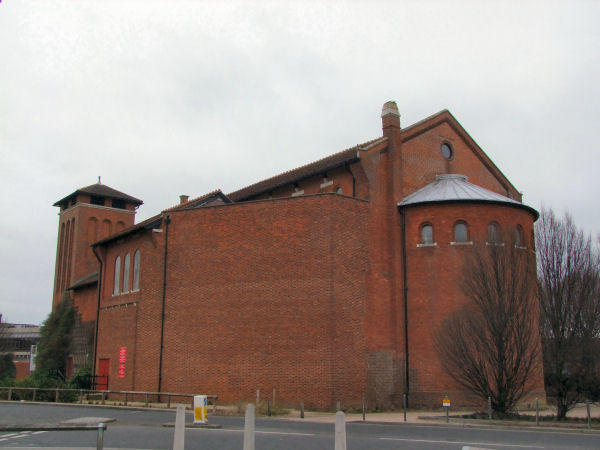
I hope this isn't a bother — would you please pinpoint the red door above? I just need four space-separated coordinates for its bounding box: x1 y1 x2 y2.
98 359 110 390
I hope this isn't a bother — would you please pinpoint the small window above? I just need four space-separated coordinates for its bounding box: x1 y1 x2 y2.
488 222 502 244
441 143 453 160
421 224 434 245
113 256 121 295
122 253 131 293
514 225 524 247
90 196 105 206
336 187 343 194
112 199 126 209
133 250 141 291
454 222 468 243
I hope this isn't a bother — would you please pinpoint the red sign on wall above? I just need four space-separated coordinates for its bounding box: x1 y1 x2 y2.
118 347 126 378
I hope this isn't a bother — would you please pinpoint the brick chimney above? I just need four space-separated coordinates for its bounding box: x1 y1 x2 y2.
179 195 189 204
381 101 400 136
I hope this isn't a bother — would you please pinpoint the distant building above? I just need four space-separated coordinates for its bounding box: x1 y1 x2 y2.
51 102 545 408
0 321 40 379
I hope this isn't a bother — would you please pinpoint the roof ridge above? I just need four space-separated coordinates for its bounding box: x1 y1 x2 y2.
162 189 226 212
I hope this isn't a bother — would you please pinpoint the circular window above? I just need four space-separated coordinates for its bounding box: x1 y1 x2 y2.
441 143 453 160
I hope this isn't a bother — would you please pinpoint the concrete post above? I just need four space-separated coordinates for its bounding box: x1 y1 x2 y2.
587 400 591 429
335 411 346 450
362 395 365 421
243 403 255 450
403 394 407 422
173 404 185 450
300 400 304 419
488 396 492 420
536 398 539 426
96 423 105 450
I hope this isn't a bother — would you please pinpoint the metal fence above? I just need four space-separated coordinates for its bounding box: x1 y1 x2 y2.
0 386 218 411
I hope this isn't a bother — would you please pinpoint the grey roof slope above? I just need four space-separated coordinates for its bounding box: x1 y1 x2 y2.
67 271 99 291
53 183 143 207
228 137 387 202
398 174 538 218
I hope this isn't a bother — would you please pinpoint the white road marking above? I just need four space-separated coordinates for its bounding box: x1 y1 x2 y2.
0 430 47 442
189 428 314 436
380 437 544 448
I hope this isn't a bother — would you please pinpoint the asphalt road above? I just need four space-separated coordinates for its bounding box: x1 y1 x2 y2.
1 402 599 449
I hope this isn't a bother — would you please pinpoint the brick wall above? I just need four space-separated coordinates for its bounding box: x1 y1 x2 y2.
96 194 370 409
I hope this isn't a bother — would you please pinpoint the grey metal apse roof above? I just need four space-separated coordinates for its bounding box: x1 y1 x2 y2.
398 174 538 218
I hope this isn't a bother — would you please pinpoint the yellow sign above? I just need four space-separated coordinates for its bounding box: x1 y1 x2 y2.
442 396 451 407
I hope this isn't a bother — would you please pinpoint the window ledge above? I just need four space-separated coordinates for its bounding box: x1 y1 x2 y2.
514 245 527 250
486 242 505 246
417 243 437 248
450 241 473 246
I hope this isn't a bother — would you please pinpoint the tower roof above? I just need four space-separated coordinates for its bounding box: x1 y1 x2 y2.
398 174 538 218
53 182 143 207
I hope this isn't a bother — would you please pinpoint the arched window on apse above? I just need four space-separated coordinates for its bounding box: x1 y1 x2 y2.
114 256 121 295
133 250 141 291
514 225 524 247
487 222 502 244
420 223 434 245
454 221 468 243
116 221 126 232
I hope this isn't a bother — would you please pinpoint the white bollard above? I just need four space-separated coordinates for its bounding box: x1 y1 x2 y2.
173 404 186 450
243 403 255 450
335 411 346 450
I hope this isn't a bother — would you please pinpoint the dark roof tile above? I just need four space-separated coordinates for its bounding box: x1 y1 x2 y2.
53 183 143 207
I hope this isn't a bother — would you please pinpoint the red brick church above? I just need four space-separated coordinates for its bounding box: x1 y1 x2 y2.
51 101 545 409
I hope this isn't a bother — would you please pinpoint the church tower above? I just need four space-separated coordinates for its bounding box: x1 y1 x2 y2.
52 180 143 315
51 180 142 377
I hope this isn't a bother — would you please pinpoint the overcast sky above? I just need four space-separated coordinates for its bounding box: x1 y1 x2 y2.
1 0 598 325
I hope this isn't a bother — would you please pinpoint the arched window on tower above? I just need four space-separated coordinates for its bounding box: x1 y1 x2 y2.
114 256 121 295
122 253 131 293
453 222 469 243
133 250 141 292
420 223 434 245
487 222 502 245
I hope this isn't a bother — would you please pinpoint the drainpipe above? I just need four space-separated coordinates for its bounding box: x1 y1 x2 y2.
157 215 171 394
399 208 409 406
344 164 356 197
92 245 103 386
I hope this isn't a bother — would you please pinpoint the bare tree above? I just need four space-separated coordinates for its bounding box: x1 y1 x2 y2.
536 208 600 419
435 237 541 414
